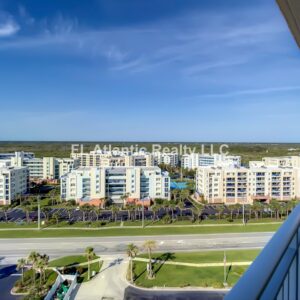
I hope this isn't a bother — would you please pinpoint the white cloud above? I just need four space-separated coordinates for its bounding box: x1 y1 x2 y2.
0 20 20 37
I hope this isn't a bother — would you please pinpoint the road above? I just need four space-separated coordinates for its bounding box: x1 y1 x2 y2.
0 232 272 263
124 286 227 300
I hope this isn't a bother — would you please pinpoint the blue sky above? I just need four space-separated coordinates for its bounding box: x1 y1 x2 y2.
0 0 299 142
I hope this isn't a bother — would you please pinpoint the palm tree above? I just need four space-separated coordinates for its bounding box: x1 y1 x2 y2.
169 201 177 221
80 204 91 222
177 201 185 219
215 206 223 220
52 211 60 225
151 205 160 221
41 207 51 222
27 251 38 285
142 240 157 279
111 205 119 222
65 207 73 222
0 205 10 222
22 205 31 223
270 199 280 219
36 254 49 284
17 258 26 284
85 246 95 281
252 202 260 220
126 243 139 283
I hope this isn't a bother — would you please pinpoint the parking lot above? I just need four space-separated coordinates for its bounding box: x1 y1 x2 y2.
0 264 22 300
0 201 224 224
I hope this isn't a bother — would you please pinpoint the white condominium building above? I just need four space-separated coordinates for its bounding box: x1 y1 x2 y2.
71 151 154 167
153 152 179 167
0 152 79 180
262 156 300 168
61 166 170 205
196 163 300 205
0 166 29 205
182 153 241 169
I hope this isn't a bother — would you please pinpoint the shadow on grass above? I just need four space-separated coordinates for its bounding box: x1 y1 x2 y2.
134 252 176 281
154 252 176 275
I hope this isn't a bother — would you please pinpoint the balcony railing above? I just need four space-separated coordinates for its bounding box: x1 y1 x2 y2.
225 204 300 300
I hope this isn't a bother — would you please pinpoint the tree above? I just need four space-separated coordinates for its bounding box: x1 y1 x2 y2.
252 202 261 220
27 251 38 285
179 189 190 202
85 246 95 281
270 199 280 219
215 206 223 220
41 207 51 222
52 211 60 225
65 207 73 222
0 205 10 222
177 201 185 218
151 205 160 221
17 258 26 284
126 243 139 283
22 205 31 223
35 254 49 285
169 201 177 221
80 204 91 222
111 205 119 222
142 240 157 279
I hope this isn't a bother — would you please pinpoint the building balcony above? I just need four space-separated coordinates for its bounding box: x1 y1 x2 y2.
225 204 300 300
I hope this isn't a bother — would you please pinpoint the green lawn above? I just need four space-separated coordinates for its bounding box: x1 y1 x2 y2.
0 222 38 228
133 249 260 288
133 262 247 288
138 249 260 264
0 223 281 238
49 254 98 267
49 255 102 283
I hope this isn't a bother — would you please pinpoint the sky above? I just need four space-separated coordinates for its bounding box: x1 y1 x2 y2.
0 0 299 142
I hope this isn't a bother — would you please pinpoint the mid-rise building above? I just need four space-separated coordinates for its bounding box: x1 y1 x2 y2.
262 156 300 168
196 163 300 205
0 152 79 181
71 150 154 167
0 166 29 205
61 166 170 205
182 153 241 169
153 152 179 167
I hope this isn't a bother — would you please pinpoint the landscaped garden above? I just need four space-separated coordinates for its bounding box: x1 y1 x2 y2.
12 247 102 299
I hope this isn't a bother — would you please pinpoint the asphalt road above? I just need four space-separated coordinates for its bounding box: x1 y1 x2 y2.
124 286 227 300
0 265 22 300
0 232 272 263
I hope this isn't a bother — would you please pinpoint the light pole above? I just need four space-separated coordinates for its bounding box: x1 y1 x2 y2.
37 195 41 230
223 251 228 287
141 193 146 229
242 202 245 225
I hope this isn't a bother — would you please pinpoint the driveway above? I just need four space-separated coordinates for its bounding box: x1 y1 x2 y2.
72 255 129 300
0 264 23 300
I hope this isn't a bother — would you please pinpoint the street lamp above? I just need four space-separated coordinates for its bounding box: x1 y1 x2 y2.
223 251 228 287
141 193 147 228
37 195 41 230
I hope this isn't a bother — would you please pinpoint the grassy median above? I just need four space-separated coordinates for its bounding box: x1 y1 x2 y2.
0 223 280 238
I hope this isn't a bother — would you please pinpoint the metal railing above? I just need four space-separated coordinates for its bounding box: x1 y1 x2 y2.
225 204 300 300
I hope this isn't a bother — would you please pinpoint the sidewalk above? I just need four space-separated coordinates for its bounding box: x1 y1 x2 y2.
134 257 253 267
71 255 129 300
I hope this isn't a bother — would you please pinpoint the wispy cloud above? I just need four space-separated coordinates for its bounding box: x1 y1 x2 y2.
0 16 20 37
197 86 300 98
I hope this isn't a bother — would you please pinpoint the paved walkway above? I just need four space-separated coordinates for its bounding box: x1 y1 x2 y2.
134 257 252 267
71 255 129 300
